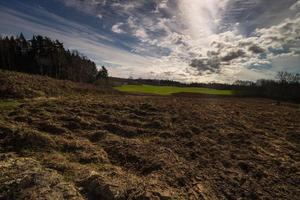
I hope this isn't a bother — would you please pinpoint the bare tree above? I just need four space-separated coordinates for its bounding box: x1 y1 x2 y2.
276 71 300 84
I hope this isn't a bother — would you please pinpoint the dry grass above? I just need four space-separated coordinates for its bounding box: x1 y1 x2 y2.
0 70 116 99
0 71 299 199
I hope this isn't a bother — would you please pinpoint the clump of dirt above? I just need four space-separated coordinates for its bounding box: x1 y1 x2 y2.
0 125 56 152
36 121 67 135
0 154 84 200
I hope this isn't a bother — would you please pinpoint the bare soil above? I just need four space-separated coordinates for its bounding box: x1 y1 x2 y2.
0 71 299 199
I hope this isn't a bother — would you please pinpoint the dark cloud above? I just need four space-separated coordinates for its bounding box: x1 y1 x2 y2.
190 57 221 74
221 50 245 61
207 51 219 56
248 45 265 54
189 49 246 75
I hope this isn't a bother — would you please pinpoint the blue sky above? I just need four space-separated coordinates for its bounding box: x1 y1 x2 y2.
0 0 299 82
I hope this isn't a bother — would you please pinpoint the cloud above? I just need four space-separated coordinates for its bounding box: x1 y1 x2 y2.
181 10 300 77
248 45 265 54
290 0 300 10
111 22 125 34
221 50 245 61
97 14 103 19
190 57 221 74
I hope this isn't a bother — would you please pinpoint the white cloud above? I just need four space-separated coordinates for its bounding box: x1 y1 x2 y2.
126 16 153 42
158 0 168 9
134 28 148 40
97 14 103 19
290 0 300 11
111 22 125 34
178 0 229 39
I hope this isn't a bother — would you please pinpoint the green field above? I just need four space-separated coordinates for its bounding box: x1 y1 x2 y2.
114 84 235 96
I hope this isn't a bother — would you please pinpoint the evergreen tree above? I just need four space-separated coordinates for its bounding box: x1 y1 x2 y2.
0 34 101 83
97 66 108 79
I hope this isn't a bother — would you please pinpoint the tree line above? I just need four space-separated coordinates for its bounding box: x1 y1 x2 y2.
0 34 108 83
120 71 300 102
233 71 300 102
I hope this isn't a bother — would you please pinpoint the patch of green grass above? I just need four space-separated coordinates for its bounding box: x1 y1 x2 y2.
114 84 235 96
0 100 22 110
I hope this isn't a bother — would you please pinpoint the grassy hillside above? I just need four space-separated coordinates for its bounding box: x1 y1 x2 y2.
0 71 299 199
0 70 116 99
114 84 235 95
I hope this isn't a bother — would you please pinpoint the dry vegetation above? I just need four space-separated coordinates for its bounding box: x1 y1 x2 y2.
0 70 115 99
0 71 299 199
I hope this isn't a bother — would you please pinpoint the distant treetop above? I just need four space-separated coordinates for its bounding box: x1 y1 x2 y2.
97 66 108 79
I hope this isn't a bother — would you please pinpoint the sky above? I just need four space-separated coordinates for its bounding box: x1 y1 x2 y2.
0 0 299 83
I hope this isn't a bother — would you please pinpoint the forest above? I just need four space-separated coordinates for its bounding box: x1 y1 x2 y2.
0 34 103 83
